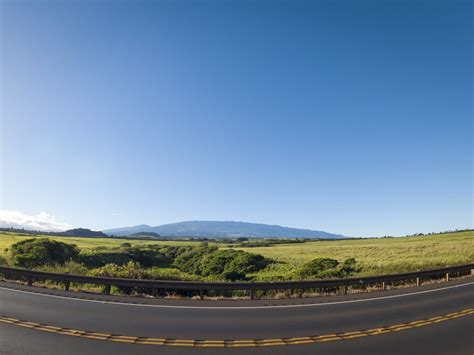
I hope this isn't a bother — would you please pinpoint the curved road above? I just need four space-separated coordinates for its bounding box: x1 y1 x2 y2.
0 278 473 355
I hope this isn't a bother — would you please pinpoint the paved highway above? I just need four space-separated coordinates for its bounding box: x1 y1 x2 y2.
0 278 473 354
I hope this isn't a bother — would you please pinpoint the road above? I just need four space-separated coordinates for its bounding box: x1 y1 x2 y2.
0 278 473 355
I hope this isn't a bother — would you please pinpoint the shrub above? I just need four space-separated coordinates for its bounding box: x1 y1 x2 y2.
297 258 359 279
174 246 269 281
199 250 237 276
90 261 148 279
298 258 339 279
126 247 171 268
159 245 190 259
79 248 171 268
89 262 198 294
90 262 196 281
35 261 89 275
228 252 267 273
10 238 79 268
173 245 217 275
0 254 8 266
79 251 133 268
89 261 148 294
339 257 360 276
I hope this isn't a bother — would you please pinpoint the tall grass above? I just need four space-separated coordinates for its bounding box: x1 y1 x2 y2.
239 231 474 279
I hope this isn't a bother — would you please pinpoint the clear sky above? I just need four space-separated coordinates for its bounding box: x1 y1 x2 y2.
0 0 472 237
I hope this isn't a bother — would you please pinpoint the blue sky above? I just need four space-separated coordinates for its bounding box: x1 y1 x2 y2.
1 0 472 236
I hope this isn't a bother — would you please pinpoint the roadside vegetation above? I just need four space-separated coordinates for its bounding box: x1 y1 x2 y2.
3 238 275 282
0 230 472 284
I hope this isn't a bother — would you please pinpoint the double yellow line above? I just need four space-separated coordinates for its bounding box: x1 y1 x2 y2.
1 309 472 347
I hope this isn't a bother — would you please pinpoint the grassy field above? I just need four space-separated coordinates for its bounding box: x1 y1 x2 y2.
0 232 201 253
235 231 474 279
1 230 472 279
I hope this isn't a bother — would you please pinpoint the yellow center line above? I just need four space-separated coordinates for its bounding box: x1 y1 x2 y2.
286 336 313 341
341 331 367 339
136 339 165 345
315 333 340 339
365 328 392 335
287 339 314 345
1 308 472 348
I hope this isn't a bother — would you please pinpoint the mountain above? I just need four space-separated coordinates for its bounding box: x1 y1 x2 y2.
103 221 344 239
102 224 153 236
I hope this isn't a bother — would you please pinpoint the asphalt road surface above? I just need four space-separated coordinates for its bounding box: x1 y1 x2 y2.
0 278 473 355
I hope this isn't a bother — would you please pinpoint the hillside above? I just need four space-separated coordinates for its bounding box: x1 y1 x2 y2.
103 220 344 239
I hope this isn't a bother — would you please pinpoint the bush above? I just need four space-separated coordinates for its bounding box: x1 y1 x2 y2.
174 246 269 281
89 261 149 294
339 257 360 276
79 251 133 268
297 258 359 279
159 245 194 259
126 247 171 268
79 247 171 268
35 261 89 275
89 262 197 294
199 250 237 276
173 245 217 275
227 252 268 273
90 261 148 279
0 254 8 266
10 238 79 268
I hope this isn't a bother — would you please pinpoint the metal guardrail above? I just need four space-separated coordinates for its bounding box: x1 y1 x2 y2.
0 264 472 299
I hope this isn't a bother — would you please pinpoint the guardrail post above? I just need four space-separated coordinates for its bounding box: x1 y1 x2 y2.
416 277 421 287
27 277 33 286
382 282 386 291
299 289 303 298
104 285 111 295
471 269 474 276
249 289 254 300
338 286 347 296
199 289 204 300
64 281 70 291
445 273 450 282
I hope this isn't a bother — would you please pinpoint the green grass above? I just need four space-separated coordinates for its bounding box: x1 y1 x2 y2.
232 231 474 279
0 232 201 253
1 230 472 280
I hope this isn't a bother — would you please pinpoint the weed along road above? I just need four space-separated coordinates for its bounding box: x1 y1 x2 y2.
0 279 473 355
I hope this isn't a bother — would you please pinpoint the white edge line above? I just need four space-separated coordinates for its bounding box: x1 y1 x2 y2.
0 281 472 310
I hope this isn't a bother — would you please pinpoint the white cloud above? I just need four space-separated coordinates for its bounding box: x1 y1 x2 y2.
0 210 74 232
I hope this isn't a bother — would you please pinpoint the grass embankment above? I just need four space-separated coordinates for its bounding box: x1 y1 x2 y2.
0 230 472 280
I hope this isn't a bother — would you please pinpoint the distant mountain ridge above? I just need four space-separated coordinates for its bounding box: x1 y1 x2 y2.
102 221 344 239
0 227 107 238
